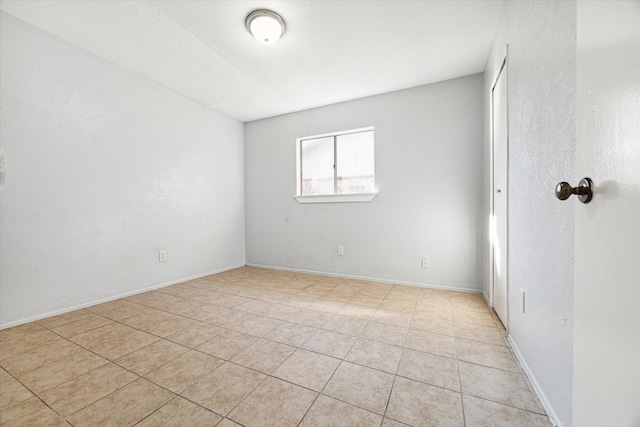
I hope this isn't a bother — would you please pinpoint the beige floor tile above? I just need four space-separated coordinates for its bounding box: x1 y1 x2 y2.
37 309 94 329
405 329 457 358
336 303 377 320
323 290 354 303
49 314 114 338
228 377 317 427
386 377 464 427
410 315 454 336
371 309 412 328
163 299 214 318
345 338 403 374
40 362 138 416
287 309 333 328
2 339 82 376
361 322 408 346
308 299 346 313
67 378 174 426
217 419 243 427
210 307 252 328
231 314 283 337
165 322 226 348
272 349 340 391
0 329 68 363
456 339 520 372
397 349 460 392
145 350 224 393
0 368 33 410
417 289 453 302
301 330 356 359
450 299 490 314
458 362 539 412
137 396 223 426
387 286 420 301
323 361 394 414
121 309 201 338
181 362 266 416
382 418 411 426
86 299 148 320
380 298 416 313
197 329 258 359
300 394 383 427
231 339 295 373
126 291 182 311
265 322 317 346
235 300 300 321
298 287 330 298
277 294 317 308
0 322 47 343
523 373 548 415
348 294 384 307
462 395 552 427
452 309 496 327
115 339 189 375
358 284 391 298
0 397 66 427
192 291 250 308
454 323 507 346
70 323 160 360
0 268 542 427
18 350 109 394
157 284 211 299
321 314 368 336
414 303 453 320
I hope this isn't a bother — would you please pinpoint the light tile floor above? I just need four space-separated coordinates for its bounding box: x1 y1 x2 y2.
0 267 552 426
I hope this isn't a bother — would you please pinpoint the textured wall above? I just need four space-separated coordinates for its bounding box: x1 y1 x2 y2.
245 75 484 291
483 1 576 425
0 13 245 327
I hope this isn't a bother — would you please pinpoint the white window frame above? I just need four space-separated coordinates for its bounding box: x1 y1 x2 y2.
294 127 378 204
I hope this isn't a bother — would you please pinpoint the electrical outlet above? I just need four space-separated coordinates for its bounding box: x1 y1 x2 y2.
159 250 167 262
421 256 429 269
520 289 525 313
337 245 344 256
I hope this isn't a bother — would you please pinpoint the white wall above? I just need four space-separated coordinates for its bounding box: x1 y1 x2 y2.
483 1 576 426
0 13 245 327
245 75 483 291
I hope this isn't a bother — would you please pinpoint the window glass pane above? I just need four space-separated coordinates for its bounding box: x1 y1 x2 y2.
301 136 334 195
336 131 375 194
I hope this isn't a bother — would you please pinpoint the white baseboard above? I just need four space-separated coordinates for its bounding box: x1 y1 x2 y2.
246 263 482 294
507 335 563 427
482 291 491 306
0 263 246 330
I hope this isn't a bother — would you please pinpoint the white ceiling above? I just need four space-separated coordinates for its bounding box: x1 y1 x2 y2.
0 0 503 122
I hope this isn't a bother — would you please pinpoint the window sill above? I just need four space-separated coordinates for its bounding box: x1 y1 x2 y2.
294 193 378 204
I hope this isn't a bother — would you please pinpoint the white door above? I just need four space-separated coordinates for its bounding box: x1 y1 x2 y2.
492 57 508 326
572 2 640 426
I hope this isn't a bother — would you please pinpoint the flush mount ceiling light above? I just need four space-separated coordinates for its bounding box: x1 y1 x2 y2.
245 9 286 44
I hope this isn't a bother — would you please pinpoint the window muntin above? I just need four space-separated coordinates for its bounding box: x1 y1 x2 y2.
298 128 374 196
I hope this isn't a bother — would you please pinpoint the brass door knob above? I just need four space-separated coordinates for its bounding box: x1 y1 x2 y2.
555 177 593 204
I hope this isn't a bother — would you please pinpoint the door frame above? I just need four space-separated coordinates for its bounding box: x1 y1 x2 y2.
489 46 509 330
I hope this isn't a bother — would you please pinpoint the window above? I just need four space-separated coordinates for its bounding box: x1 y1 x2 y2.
296 127 376 203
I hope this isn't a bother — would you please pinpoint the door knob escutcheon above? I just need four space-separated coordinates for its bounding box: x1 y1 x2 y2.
555 177 593 204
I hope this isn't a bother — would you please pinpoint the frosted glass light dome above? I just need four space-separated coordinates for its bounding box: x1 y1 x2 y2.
245 10 286 44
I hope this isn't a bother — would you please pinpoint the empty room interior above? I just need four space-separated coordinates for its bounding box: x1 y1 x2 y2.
0 1 638 427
